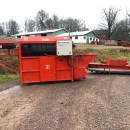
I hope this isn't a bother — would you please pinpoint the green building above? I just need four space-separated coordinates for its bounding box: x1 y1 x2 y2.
12 28 68 38
58 31 100 43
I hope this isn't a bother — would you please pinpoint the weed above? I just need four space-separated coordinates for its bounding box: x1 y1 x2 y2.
0 74 19 83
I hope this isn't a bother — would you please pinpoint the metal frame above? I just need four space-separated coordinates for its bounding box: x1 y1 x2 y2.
88 59 130 74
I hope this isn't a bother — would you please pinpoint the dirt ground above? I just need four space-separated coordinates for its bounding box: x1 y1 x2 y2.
0 72 130 130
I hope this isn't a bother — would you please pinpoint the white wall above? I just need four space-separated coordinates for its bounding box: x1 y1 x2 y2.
88 37 99 43
71 36 86 43
71 36 99 43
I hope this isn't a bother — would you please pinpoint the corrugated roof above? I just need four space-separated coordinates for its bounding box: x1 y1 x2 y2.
12 28 67 36
58 31 90 36
58 31 100 39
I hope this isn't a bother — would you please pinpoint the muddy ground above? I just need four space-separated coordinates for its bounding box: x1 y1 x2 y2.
0 72 130 130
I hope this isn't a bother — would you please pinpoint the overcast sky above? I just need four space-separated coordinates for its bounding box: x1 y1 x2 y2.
0 0 129 30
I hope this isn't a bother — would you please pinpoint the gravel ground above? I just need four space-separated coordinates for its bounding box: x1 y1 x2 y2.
0 79 20 92
0 73 130 130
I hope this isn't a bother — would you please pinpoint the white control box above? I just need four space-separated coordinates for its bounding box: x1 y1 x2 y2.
56 40 72 56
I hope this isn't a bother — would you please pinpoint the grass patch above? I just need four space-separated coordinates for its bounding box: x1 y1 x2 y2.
74 48 130 63
0 74 19 83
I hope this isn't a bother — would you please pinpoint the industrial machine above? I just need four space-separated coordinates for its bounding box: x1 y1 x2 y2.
0 36 97 85
0 41 19 73
88 58 130 74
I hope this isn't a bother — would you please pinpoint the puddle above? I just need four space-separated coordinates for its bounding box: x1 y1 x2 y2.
0 85 21 100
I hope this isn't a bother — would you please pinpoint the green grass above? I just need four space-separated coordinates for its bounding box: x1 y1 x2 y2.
0 74 19 83
74 48 130 63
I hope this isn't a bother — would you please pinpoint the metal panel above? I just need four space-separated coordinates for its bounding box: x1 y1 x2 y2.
22 72 40 83
56 70 72 80
56 56 73 81
74 54 97 67
56 40 72 56
21 57 40 84
56 57 70 70
74 67 86 79
22 58 40 71
40 56 56 81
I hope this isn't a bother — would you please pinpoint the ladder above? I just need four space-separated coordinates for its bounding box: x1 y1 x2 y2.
0 59 19 74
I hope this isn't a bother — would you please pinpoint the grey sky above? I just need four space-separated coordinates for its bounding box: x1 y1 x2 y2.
0 0 129 30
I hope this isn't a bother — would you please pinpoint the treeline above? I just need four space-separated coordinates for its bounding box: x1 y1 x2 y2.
0 9 88 36
0 6 130 41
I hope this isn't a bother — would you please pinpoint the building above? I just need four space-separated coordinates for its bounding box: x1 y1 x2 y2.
12 28 68 38
93 30 108 40
58 31 100 43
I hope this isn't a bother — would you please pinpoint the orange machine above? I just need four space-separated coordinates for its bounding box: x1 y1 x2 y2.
0 36 97 85
88 58 130 74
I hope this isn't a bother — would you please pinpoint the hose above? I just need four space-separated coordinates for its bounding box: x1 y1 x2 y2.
67 55 76 67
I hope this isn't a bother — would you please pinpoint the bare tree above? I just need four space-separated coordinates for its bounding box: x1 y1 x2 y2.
27 19 35 32
0 27 4 35
59 17 88 32
52 15 59 29
23 18 35 32
19 9 88 33
0 25 4 35
6 20 19 36
59 17 65 28
23 18 28 33
45 18 53 30
0 22 7 35
112 20 130 40
127 11 130 32
112 8 130 41
35 9 49 31
45 15 59 30
99 5 121 39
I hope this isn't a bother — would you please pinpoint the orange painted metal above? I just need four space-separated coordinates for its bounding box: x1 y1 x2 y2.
73 54 97 79
0 42 16 45
18 36 97 85
20 55 97 85
0 42 18 57
0 59 19 73
88 58 130 73
0 42 19 73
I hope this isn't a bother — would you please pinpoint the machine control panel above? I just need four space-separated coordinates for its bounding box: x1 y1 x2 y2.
56 40 72 56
